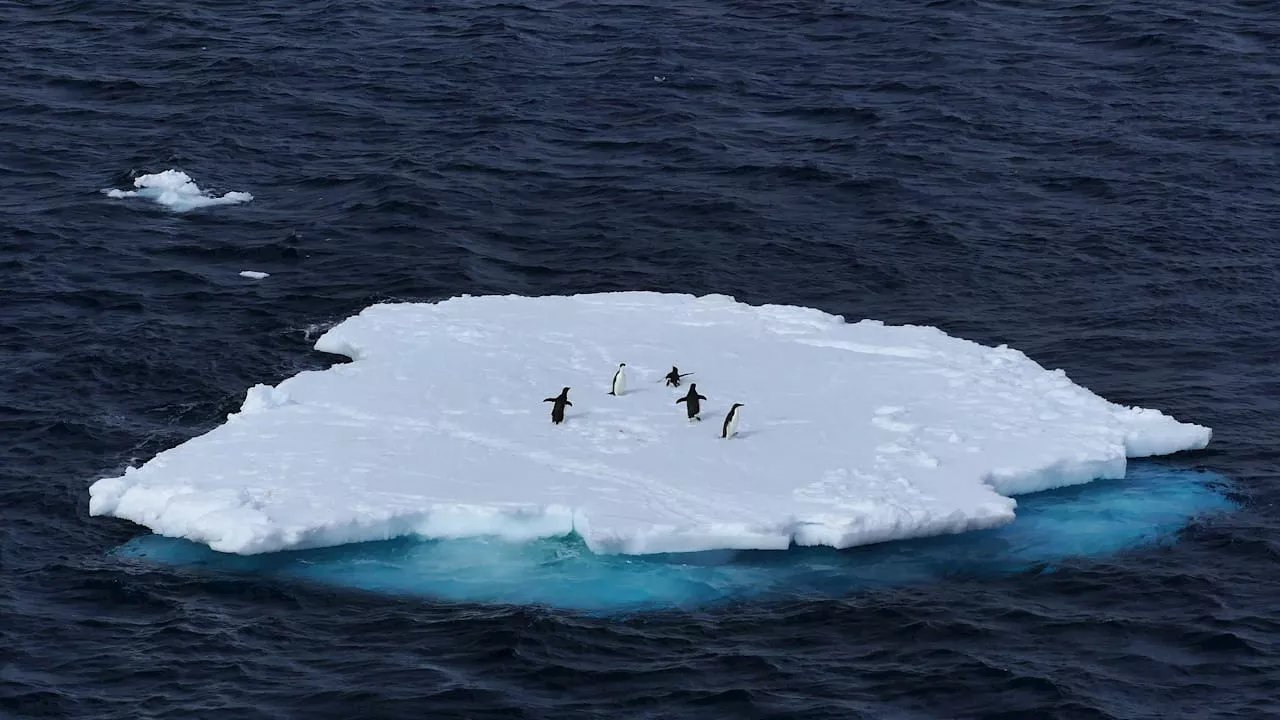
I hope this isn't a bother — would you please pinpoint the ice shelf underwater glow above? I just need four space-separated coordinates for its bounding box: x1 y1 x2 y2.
88 292 1213 557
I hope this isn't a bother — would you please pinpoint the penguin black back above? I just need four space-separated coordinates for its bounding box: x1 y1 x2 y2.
664 366 693 387
676 383 707 420
543 386 572 424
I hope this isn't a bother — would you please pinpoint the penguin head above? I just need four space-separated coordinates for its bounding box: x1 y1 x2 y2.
619 362 626 367
731 403 744 409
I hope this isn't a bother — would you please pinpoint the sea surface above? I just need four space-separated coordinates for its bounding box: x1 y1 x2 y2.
2 0 1278 718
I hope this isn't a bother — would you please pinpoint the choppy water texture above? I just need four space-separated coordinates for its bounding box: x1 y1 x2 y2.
1 1 1278 718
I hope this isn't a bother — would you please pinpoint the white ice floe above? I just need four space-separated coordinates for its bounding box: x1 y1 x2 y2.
239 271 270 280
105 169 252 212
87 292 1212 556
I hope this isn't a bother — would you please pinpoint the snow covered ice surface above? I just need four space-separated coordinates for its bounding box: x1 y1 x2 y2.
239 271 270 280
88 292 1213 557
104 169 252 212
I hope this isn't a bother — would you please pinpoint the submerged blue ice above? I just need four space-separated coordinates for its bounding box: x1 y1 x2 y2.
112 465 1236 613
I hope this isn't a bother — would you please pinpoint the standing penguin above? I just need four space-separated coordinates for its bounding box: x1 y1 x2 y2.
676 383 707 421
721 403 744 438
543 387 572 425
663 366 693 387
608 363 627 396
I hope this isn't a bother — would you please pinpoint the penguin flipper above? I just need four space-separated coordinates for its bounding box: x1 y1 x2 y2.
566 400 573 406
697 394 707 401
676 397 687 404
543 397 555 403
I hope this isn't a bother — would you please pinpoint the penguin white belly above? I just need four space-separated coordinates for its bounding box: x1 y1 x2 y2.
723 408 741 438
611 368 626 395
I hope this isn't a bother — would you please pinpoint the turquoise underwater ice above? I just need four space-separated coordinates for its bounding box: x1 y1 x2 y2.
113 465 1236 613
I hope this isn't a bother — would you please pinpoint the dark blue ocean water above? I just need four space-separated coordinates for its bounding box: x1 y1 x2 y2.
2 0 1278 717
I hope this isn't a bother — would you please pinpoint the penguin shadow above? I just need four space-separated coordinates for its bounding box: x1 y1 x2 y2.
700 402 757 439
725 418 811 439
705 420 755 440
544 411 593 427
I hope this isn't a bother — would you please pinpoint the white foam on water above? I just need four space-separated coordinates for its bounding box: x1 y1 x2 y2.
240 271 270 280
87 292 1212 556
105 169 253 212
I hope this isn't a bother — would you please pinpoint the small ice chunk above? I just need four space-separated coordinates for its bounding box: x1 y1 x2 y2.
105 169 252 212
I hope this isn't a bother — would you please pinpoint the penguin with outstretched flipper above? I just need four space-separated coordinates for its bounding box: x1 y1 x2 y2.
663 366 693 388
544 387 572 425
676 384 707 421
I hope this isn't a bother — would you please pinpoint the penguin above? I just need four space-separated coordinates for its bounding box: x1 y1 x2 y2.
676 383 707 421
608 363 626 396
663 366 693 387
543 387 572 425
721 403 744 439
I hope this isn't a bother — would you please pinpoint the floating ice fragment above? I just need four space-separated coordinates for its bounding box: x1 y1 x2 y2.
105 169 252 212
87 292 1213 557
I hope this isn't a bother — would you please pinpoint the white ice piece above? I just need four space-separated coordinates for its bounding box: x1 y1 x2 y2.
105 169 252 211
88 292 1212 556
